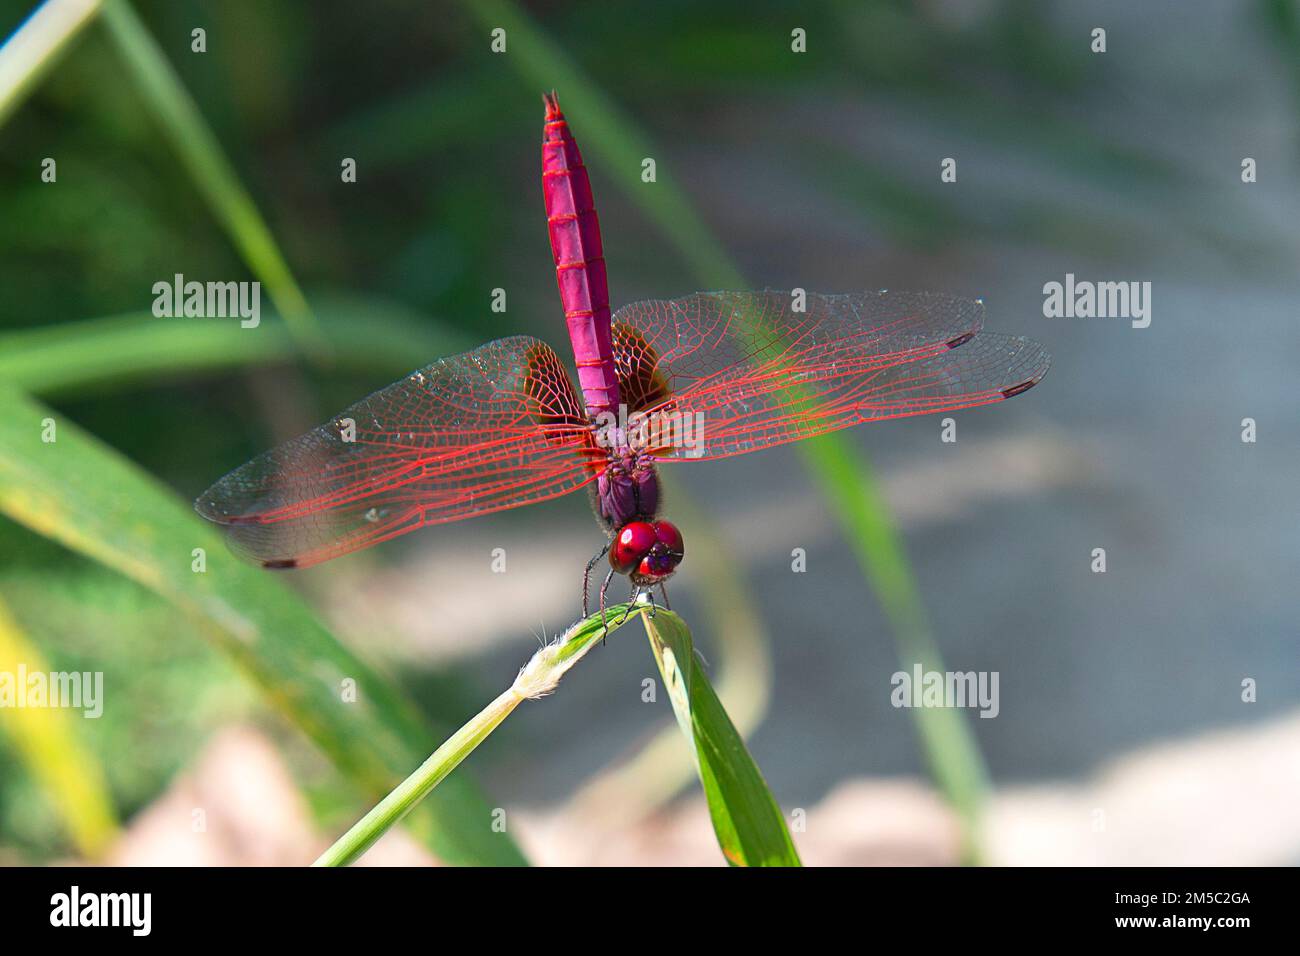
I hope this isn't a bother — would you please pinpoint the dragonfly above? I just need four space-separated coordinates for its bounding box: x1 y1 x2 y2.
196 93 1049 624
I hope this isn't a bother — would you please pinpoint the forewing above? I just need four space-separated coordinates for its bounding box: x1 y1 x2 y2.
196 336 597 567
610 291 1048 461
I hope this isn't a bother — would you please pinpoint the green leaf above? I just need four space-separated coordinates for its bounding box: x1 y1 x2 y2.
0 383 526 866
643 611 800 867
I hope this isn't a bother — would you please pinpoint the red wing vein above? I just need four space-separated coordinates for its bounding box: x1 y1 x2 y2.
195 335 596 567
610 291 1046 463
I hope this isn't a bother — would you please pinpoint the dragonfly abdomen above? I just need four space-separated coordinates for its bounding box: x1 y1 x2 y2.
542 92 621 418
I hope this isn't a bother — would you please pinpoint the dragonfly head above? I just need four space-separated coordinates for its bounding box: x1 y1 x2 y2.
610 519 684 584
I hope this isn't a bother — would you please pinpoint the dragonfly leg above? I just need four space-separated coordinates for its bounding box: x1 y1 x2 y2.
615 588 638 626
637 586 659 620
598 568 615 642
658 581 672 612
583 541 612 619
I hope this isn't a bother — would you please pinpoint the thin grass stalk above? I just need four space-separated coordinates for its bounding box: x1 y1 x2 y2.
97 0 322 350
314 603 649 866
0 0 103 127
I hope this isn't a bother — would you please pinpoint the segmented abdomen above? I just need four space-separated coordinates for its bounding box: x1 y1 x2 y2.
542 92 620 418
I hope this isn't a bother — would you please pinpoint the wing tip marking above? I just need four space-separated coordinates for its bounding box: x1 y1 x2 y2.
1000 378 1039 399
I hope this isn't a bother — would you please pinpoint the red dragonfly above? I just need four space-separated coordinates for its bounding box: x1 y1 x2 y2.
197 93 1049 622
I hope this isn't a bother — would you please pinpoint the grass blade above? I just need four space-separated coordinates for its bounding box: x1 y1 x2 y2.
0 295 468 396
316 602 650 866
97 0 321 349
0 383 526 866
643 610 800 867
800 436 989 858
0 0 103 128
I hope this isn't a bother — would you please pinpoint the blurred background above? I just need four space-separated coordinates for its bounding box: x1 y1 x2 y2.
0 0 1297 866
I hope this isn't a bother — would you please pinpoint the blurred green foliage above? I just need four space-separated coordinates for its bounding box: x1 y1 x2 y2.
0 544 248 858
0 0 1290 861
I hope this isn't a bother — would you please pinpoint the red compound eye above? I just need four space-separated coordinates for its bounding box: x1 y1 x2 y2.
634 549 682 584
652 520 684 555
610 521 657 574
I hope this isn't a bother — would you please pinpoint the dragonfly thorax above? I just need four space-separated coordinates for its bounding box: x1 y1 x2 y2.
593 445 660 531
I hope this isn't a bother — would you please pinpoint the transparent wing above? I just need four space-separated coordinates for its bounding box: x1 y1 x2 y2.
196 336 598 567
610 290 1049 462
